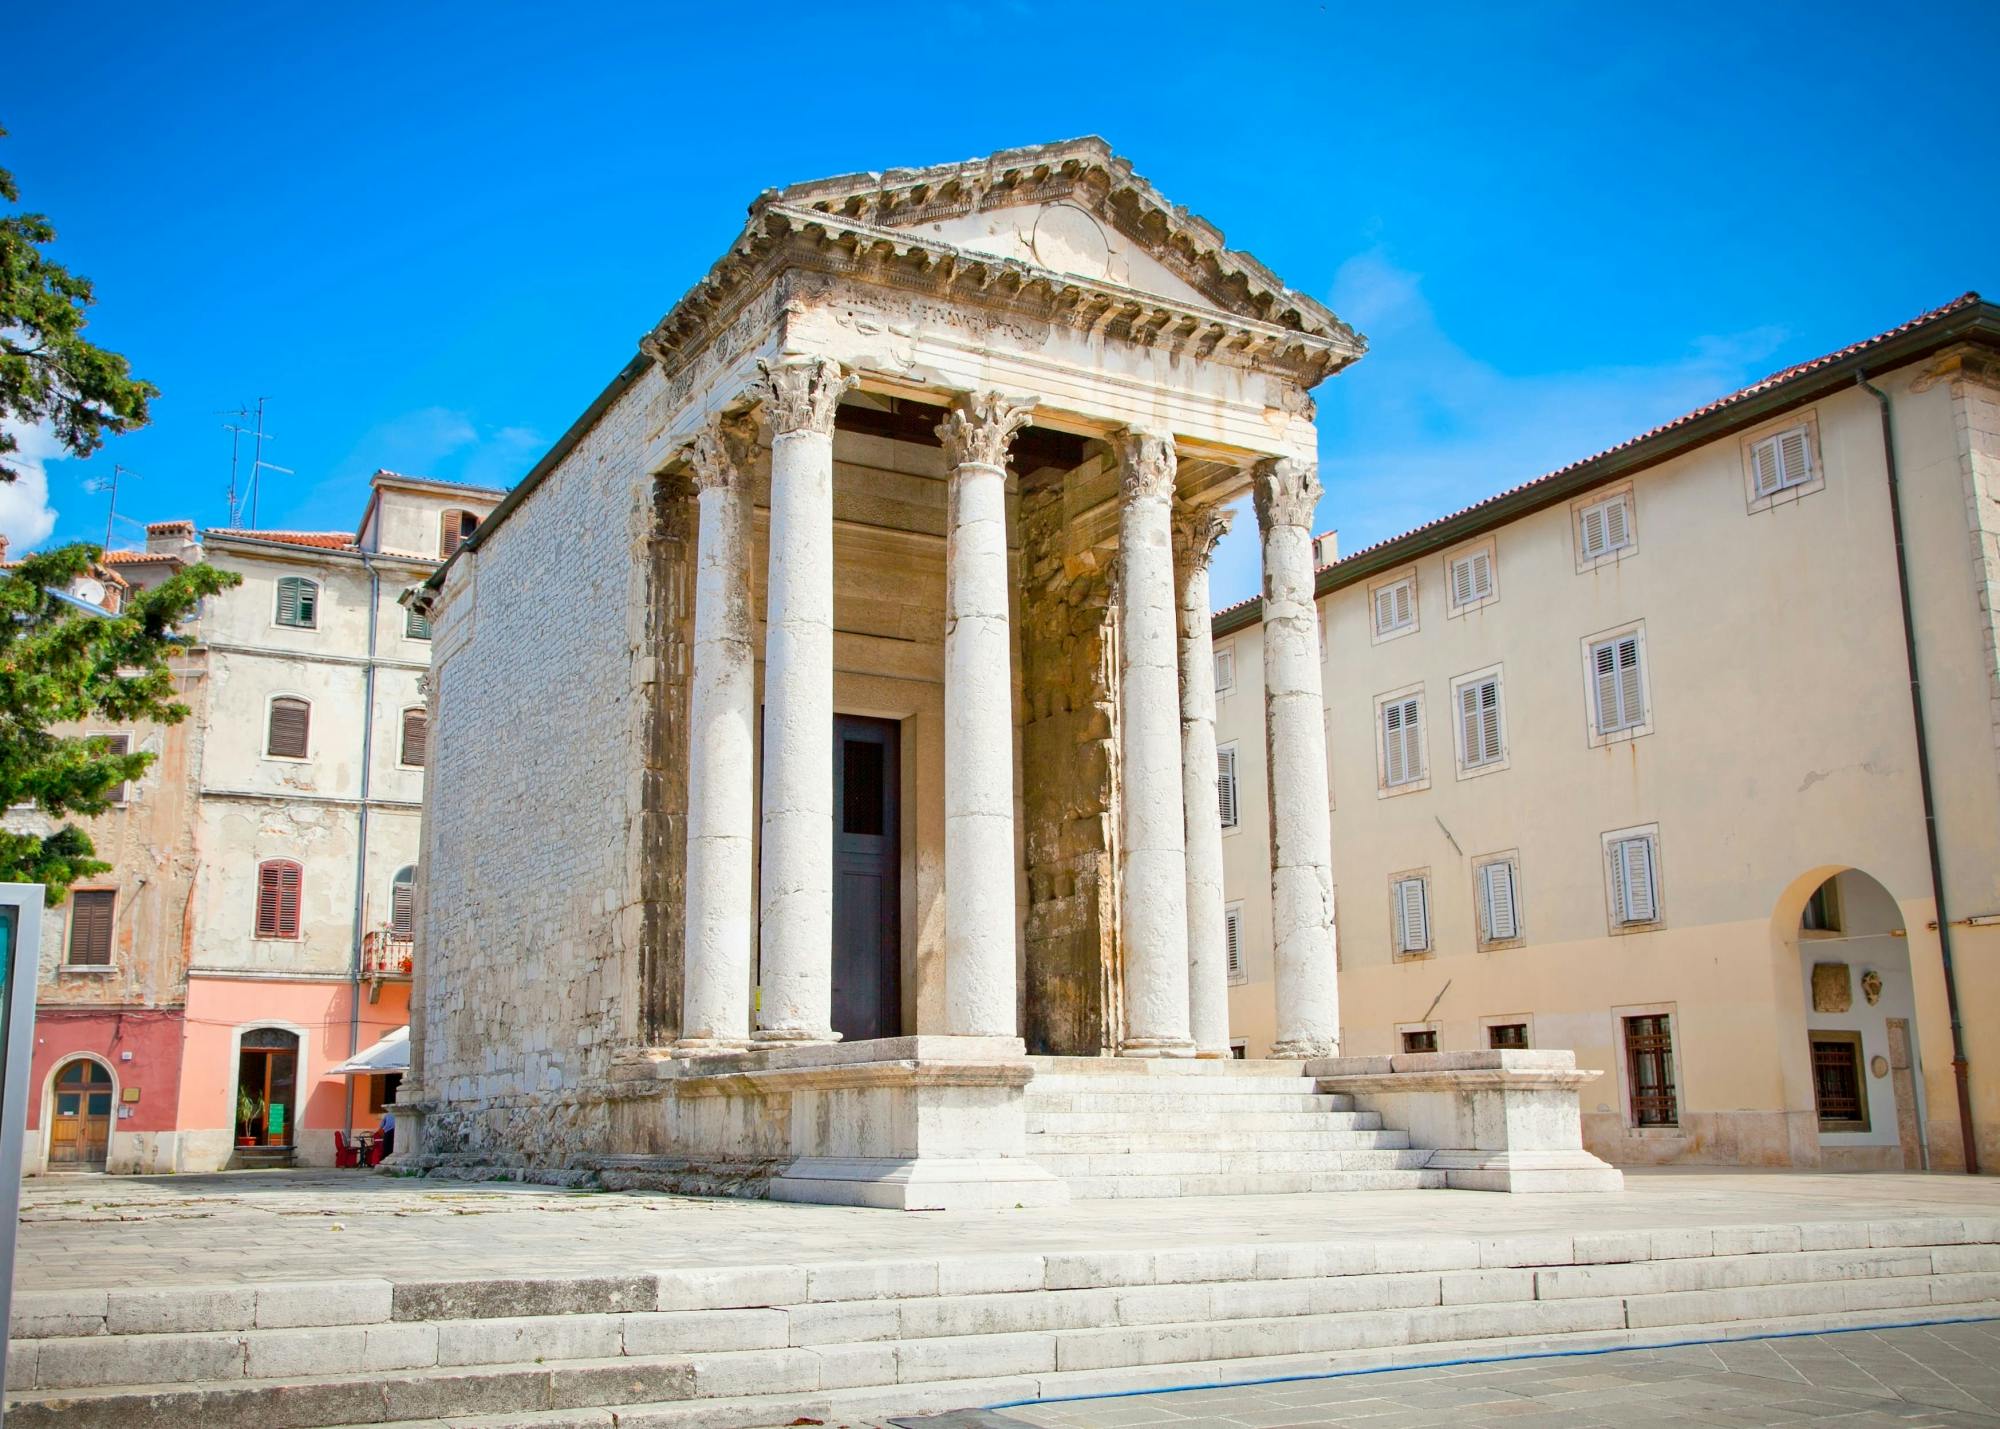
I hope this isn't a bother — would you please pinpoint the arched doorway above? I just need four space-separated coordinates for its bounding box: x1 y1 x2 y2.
49 1058 114 1170
1780 868 1926 1170
235 1027 300 1152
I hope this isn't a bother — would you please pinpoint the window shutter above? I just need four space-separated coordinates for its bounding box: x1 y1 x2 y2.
441 510 479 558
1400 697 1422 781
1604 495 1630 550
1459 682 1482 766
1213 647 1233 693
103 733 131 804
1616 636 1644 729
401 709 428 768
1451 556 1473 608
1396 877 1429 952
67 890 115 966
1394 581 1412 628
1215 745 1239 828
1579 504 1607 559
405 606 431 641
1384 698 1422 785
277 578 299 626
1751 436 1783 496
1778 427 1812 488
1224 906 1242 977
1615 838 1656 923
391 872 415 935
256 861 302 939
1482 861 1517 941
1457 676 1501 765
268 698 310 759
1452 550 1492 606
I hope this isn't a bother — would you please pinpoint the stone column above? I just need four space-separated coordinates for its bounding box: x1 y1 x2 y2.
754 356 855 1043
1254 457 1340 1059
676 411 759 1053
1114 431 1196 1058
936 393 1032 1038
1173 501 1234 1059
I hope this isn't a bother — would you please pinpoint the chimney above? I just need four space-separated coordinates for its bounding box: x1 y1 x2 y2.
1311 529 1339 568
146 519 196 556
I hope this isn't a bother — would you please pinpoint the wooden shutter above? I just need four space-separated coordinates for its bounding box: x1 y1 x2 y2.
67 890 115 966
102 733 131 804
1459 677 1501 767
440 510 479 558
1604 495 1630 550
1579 503 1607 559
1384 697 1422 785
1592 636 1643 733
267 698 310 759
1395 877 1429 952
255 861 302 939
401 708 428 768
405 606 431 641
1224 905 1242 978
391 869 416 935
1777 427 1812 488
1451 551 1492 607
1615 636 1643 729
1613 837 1656 924
1215 744 1239 828
1373 585 1396 634
1481 860 1518 941
276 577 316 628
1751 435 1784 496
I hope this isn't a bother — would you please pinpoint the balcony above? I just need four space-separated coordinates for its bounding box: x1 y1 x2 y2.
362 929 413 982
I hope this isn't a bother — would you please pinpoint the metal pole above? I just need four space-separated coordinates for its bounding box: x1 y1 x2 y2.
0 884 49 1419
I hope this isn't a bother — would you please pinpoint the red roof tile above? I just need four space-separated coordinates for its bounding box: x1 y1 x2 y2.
205 529 359 551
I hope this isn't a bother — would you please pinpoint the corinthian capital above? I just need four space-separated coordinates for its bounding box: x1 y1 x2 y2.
755 356 855 438
1172 501 1235 574
1115 429 1177 503
937 392 1034 470
1251 456 1322 533
682 410 761 492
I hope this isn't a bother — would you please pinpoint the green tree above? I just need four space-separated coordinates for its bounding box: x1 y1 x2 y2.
0 122 156 483
0 545 238 901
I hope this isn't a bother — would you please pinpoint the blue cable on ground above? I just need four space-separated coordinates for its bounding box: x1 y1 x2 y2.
981 1313 2000 1413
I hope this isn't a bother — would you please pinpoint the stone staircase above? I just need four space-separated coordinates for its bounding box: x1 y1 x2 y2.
9 1218 1998 1428
1022 1056 1443 1198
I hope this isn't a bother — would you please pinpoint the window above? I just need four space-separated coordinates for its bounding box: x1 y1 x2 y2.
1216 743 1239 830
1477 858 1520 943
400 708 428 768
1588 633 1646 737
390 866 416 936
1802 879 1843 933
255 860 302 939
1488 1022 1529 1050
1213 645 1235 696
440 509 480 558
1455 672 1504 773
1624 1014 1678 1126
1224 902 1245 984
266 697 310 760
66 890 115 967
367 1071 404 1115
1381 694 1425 789
1401 1028 1438 1053
1608 831 1660 926
98 733 131 804
275 576 318 629
1577 491 1634 564
1371 574 1416 639
405 605 432 641
1447 547 1496 611
1810 1032 1869 1131
1749 425 1815 498
1392 875 1430 955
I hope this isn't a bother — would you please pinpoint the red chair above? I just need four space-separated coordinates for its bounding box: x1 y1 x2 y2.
366 1132 389 1167
333 1132 361 1169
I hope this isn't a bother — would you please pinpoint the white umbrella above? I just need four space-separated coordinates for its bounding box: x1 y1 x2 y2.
324 1025 409 1078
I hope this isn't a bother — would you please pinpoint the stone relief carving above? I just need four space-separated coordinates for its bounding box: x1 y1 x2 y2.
1811 961 1853 1014
755 356 855 437
1862 968 1884 1005
1116 430 1177 502
937 393 1035 470
1171 502 1235 572
1252 456 1322 532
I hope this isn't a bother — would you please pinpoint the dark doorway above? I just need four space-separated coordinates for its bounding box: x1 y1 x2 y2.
236 1028 300 1147
832 715 901 1041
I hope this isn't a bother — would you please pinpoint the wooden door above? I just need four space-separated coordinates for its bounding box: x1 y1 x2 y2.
49 1059 112 1169
831 715 901 1042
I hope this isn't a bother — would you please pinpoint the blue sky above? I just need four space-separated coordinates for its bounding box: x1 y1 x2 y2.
5 2 1995 606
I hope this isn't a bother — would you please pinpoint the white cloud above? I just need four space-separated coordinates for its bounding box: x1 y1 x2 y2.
1203 253 1789 608
0 422 62 555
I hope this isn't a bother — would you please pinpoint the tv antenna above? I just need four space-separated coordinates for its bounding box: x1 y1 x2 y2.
81 464 140 552
221 397 277 528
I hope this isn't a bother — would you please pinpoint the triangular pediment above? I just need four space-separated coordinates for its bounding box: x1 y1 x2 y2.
758 138 1353 343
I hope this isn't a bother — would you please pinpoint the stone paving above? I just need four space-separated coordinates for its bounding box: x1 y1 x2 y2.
893 1320 2000 1427
17 1168 2000 1292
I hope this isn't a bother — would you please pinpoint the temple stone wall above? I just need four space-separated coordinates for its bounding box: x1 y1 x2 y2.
417 366 664 1169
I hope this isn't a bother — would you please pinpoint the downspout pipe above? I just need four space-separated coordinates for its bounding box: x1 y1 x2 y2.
1858 370 1978 1174
345 554 381 1140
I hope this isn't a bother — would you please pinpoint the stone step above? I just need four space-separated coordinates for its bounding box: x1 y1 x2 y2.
1028 1148 1434 1177
1023 1109 1372 1134
16 1264 1997 1428
1060 1169 1448 1198
1027 1128 1406 1153
1021 1091 1350 1114
1023 1057 1312 1079
1026 1074 1331 1096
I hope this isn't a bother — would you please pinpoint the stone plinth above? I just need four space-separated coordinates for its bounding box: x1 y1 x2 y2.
611 1037 1068 1212
1310 1050 1625 1193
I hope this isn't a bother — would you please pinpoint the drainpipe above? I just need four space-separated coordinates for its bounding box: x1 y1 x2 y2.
344 554 380 1140
1858 370 1978 1174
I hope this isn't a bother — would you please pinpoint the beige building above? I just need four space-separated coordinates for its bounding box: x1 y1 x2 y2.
18 472 501 1173
1214 294 2000 1173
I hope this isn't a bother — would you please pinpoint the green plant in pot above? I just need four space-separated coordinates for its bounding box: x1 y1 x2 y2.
235 1087 264 1146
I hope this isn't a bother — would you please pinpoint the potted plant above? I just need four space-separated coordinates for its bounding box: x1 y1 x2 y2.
236 1087 263 1146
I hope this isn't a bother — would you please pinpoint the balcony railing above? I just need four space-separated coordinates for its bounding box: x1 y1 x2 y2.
362 929 413 980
